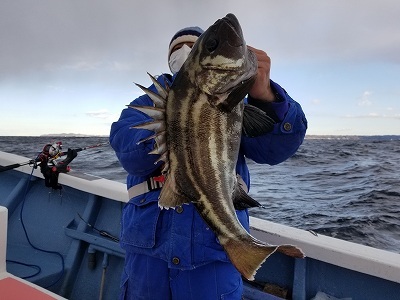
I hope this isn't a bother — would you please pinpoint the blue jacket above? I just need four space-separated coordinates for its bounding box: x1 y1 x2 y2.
110 74 307 270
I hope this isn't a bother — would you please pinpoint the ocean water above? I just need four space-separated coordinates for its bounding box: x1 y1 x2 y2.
1 135 399 253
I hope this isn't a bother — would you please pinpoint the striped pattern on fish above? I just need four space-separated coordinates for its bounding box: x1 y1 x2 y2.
130 13 304 280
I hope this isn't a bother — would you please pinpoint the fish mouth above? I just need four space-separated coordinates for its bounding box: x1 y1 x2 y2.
200 13 248 72
220 13 243 48
222 13 241 35
194 13 258 96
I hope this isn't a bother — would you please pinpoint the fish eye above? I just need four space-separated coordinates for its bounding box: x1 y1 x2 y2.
205 38 218 52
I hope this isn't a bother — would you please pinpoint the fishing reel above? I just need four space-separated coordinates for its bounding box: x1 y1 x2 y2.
47 142 63 159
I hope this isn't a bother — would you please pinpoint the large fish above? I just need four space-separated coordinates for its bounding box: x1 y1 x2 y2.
130 13 304 280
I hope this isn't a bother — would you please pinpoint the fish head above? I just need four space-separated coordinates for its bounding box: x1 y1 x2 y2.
184 13 258 112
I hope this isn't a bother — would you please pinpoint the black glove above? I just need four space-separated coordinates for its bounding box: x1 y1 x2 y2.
54 148 77 173
67 148 78 160
30 159 38 168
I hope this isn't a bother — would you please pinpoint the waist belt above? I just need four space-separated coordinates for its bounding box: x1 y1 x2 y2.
127 174 248 199
128 175 165 199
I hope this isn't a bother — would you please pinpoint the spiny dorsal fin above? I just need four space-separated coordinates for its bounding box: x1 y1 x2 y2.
135 83 167 108
130 120 165 133
135 130 166 145
162 75 171 93
128 105 165 120
155 152 169 169
129 72 171 174
149 141 167 156
147 73 168 99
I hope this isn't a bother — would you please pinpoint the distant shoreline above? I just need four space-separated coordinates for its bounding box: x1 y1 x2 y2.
1 135 400 143
40 133 108 137
304 134 400 140
0 134 399 140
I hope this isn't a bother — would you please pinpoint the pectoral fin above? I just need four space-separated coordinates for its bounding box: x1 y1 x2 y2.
242 104 275 137
215 76 256 113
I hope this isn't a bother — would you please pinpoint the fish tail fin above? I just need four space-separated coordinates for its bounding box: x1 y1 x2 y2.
224 238 305 280
276 244 305 258
224 239 278 281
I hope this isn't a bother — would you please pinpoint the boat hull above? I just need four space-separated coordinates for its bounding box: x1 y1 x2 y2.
1 151 400 300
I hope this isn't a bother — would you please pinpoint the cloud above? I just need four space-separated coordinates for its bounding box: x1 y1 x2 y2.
46 85 66 92
110 61 133 71
61 61 103 71
343 112 400 119
86 109 114 119
311 99 321 105
2 0 400 79
46 60 133 72
358 91 372 107
1 0 400 136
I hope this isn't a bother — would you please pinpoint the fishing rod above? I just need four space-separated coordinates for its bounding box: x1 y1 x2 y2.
49 141 111 161
0 142 110 173
71 142 110 153
0 160 34 173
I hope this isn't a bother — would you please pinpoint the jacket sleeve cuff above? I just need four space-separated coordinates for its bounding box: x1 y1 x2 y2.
247 80 289 122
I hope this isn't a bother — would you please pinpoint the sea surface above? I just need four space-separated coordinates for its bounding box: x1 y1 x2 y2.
1 135 399 253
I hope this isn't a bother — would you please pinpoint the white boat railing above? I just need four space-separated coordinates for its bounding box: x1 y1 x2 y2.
250 216 400 285
0 151 129 203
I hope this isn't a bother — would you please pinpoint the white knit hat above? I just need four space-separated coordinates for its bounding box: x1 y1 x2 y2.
168 26 204 59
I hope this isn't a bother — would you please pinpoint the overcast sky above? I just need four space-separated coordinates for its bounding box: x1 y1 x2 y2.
1 0 399 136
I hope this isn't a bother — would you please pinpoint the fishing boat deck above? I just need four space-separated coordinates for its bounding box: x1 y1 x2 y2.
0 206 67 299
0 152 126 299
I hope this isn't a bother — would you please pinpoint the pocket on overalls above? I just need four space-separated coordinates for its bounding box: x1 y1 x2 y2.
119 269 129 300
120 195 161 248
220 276 243 300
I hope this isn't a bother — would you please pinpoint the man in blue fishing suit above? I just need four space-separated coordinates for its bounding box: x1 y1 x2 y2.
110 26 307 299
